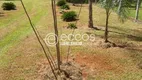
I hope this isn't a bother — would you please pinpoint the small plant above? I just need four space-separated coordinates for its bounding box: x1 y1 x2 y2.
67 23 77 29
57 0 66 6
61 11 77 21
61 4 70 10
2 2 16 10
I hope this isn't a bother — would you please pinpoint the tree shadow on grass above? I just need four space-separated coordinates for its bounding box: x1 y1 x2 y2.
109 26 142 42
0 12 4 17
64 19 79 22
90 25 142 68
88 25 142 48
96 26 142 42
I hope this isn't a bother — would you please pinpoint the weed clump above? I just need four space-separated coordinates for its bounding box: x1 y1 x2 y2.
67 23 77 29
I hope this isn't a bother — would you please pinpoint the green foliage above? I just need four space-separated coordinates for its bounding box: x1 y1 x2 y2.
99 0 115 11
61 11 77 21
99 0 129 22
57 0 66 6
61 4 70 10
2 2 16 10
67 23 77 29
117 0 130 22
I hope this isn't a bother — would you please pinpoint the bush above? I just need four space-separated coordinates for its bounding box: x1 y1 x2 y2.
67 23 77 29
61 4 70 10
2 2 16 10
57 0 66 6
61 11 77 21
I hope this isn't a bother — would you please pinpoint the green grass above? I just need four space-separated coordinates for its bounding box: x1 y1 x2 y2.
0 1 33 29
0 0 47 54
0 1 142 80
0 0 47 67
128 6 142 20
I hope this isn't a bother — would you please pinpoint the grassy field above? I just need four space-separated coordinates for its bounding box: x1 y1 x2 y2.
0 0 142 80
129 6 142 20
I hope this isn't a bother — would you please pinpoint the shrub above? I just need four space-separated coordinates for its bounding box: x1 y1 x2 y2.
57 0 66 6
2 2 16 10
61 11 77 21
67 23 77 29
61 4 70 10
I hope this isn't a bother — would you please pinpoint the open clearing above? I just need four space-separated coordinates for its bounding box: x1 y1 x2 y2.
0 0 142 80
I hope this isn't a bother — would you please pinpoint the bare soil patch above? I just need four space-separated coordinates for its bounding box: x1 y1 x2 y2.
36 52 124 80
37 61 82 80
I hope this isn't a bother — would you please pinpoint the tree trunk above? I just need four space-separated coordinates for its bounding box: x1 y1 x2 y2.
135 0 140 22
117 0 122 14
117 0 120 3
88 0 94 28
52 0 61 70
105 11 109 43
95 0 97 4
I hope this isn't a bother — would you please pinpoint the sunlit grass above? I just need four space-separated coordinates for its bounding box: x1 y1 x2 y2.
0 0 142 80
128 7 142 20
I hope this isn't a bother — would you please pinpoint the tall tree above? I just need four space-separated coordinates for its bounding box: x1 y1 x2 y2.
88 0 94 28
135 0 141 22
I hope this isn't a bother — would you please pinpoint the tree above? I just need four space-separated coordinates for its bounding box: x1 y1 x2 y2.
100 0 128 42
88 0 94 28
135 0 141 22
100 0 114 42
